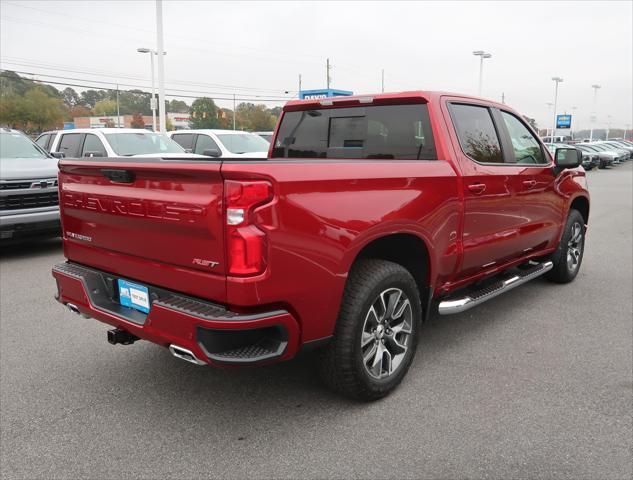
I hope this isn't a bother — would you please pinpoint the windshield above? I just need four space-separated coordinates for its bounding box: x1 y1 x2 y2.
216 133 270 154
0 132 48 159
104 132 185 156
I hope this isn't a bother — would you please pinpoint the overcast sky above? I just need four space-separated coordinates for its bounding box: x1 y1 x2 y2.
1 0 631 131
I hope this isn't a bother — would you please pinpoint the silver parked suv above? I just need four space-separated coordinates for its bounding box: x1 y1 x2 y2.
0 128 61 242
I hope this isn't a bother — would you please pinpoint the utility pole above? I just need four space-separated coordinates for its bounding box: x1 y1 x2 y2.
501 92 505 104
570 106 577 140
298 74 302 97
606 115 611 140
116 83 120 127
589 84 601 141
233 94 236 131
326 58 331 89
551 77 563 143
381 69 385 93
155 0 166 133
624 124 630 141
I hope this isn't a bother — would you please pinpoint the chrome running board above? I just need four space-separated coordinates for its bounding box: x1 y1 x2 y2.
438 261 553 315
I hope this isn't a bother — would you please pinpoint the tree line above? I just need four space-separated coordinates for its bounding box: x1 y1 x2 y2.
0 70 280 133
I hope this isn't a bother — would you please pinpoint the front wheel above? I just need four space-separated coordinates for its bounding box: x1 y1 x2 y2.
546 209 586 284
318 259 421 401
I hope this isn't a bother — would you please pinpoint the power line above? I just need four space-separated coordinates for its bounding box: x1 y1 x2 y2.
0 72 292 103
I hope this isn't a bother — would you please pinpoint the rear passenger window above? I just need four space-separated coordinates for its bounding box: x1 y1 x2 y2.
450 104 503 164
171 133 194 150
272 104 436 160
81 134 106 157
58 133 83 158
500 111 546 165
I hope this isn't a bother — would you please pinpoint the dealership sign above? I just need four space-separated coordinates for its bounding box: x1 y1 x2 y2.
556 114 572 129
299 88 353 100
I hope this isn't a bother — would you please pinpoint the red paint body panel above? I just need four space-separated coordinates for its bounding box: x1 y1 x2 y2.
54 90 589 364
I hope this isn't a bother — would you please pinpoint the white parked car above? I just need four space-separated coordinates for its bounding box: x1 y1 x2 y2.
36 128 205 159
252 131 274 143
168 129 270 158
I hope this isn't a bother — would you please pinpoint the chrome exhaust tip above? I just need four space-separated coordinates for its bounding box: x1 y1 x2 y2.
66 303 80 315
169 344 206 366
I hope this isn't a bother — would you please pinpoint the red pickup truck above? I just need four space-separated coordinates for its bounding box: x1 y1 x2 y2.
52 91 589 400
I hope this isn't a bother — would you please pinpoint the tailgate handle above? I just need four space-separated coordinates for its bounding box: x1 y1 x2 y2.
101 169 135 183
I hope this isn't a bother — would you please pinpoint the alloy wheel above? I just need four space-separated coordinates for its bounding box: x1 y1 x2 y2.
567 222 584 272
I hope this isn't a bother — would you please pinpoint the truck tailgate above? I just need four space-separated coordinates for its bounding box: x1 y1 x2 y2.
58 158 226 301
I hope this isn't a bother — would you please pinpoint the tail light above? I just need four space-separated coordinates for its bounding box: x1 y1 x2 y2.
225 180 273 276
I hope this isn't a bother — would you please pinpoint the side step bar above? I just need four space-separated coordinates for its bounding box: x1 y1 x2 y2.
438 261 553 315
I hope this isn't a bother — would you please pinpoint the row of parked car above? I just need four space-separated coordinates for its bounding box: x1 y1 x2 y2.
544 139 632 170
34 128 273 160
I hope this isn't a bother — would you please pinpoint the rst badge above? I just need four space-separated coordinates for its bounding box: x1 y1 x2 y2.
192 258 219 268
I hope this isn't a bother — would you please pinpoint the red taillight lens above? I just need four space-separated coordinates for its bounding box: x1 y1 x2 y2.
225 180 273 276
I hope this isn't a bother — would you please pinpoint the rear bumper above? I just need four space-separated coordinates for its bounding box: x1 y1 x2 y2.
52 262 300 366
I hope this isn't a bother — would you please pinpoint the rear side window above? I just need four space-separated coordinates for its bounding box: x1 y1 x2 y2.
81 134 107 157
171 133 195 150
58 133 83 158
272 104 436 160
450 104 503 164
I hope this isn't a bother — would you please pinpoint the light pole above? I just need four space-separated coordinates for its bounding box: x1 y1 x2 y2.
590 84 601 141
625 124 630 141
551 76 563 143
473 50 492 96
137 47 157 131
571 106 577 140
156 0 166 133
546 102 554 139
606 115 612 140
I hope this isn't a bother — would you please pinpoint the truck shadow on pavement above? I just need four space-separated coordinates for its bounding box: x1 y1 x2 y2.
0 236 62 260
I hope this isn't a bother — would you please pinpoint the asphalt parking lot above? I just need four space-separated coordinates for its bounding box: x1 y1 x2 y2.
1 163 631 480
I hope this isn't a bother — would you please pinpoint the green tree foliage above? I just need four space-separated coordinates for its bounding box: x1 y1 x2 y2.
61 87 80 108
235 103 277 131
93 99 118 115
118 90 151 115
80 89 110 109
130 112 145 129
189 97 219 129
522 116 538 131
168 99 189 113
0 87 65 131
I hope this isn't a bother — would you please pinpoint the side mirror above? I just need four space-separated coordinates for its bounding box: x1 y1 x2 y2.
554 148 582 169
51 151 65 159
83 151 105 158
203 148 222 158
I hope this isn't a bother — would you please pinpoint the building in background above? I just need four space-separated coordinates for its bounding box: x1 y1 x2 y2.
72 112 191 130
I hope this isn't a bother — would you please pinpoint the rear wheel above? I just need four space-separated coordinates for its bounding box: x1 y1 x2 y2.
318 259 421 401
546 209 586 283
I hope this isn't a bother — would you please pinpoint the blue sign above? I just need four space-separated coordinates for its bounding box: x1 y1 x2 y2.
556 114 572 129
299 88 353 100
63 122 75 130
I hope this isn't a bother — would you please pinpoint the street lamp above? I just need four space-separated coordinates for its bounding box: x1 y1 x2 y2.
606 115 612 140
137 47 158 131
551 76 563 143
473 50 492 97
571 106 578 139
590 84 601 141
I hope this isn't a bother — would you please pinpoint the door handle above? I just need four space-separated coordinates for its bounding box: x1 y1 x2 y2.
467 183 486 194
522 179 537 189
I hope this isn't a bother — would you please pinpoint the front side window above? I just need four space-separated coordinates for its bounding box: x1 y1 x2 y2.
0 132 48 159
171 133 195 150
58 133 83 158
35 134 51 151
449 104 503 164
272 104 436 160
194 134 220 155
82 134 107 157
500 111 547 164
104 133 185 156
216 133 270 154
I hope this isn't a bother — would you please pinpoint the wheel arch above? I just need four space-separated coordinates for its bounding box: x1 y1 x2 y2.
570 195 590 224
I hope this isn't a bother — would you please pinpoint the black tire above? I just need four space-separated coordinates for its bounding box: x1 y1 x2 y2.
546 209 586 284
318 259 421 401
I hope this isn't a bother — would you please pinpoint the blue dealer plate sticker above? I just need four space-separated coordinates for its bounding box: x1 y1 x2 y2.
118 279 150 314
